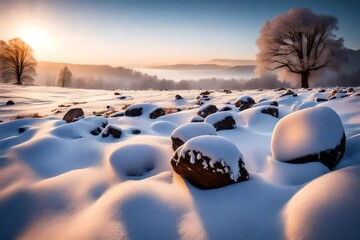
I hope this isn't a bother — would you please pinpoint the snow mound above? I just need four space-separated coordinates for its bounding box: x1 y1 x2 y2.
283 166 360 239
151 121 178 135
171 122 216 150
239 105 280 132
272 106 345 169
110 143 162 179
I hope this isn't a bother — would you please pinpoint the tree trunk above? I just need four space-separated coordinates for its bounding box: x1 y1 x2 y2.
300 71 309 88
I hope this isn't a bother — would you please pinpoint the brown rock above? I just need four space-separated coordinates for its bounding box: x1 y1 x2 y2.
62 108 84 123
261 107 279 118
149 108 165 119
197 105 218 118
102 125 122 139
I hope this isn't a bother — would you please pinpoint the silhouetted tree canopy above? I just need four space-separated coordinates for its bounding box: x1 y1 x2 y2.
256 8 344 88
0 38 37 85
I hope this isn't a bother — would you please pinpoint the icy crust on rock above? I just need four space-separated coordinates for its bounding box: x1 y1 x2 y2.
177 136 243 181
272 106 344 161
171 122 216 142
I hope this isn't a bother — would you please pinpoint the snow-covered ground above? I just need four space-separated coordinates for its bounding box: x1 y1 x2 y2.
0 83 360 239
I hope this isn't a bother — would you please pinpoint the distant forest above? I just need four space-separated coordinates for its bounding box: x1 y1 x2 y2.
36 48 360 90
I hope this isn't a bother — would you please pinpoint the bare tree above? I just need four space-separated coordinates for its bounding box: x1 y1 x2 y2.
0 38 37 85
55 66 73 87
256 8 344 88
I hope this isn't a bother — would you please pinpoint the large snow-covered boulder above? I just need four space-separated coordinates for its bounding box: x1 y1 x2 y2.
271 107 345 169
171 135 249 189
283 166 360 239
170 122 216 151
125 103 165 119
204 112 236 131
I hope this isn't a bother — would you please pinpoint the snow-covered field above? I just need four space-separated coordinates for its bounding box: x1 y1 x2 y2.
0 83 360 239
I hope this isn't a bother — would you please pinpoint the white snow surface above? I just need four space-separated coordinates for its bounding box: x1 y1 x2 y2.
179 135 243 180
0 84 360 239
272 106 344 161
171 122 216 142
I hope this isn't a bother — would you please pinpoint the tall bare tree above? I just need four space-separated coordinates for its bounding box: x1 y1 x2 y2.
0 38 37 85
55 66 73 87
256 8 344 88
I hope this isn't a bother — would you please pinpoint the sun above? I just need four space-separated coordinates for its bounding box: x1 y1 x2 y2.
20 26 47 49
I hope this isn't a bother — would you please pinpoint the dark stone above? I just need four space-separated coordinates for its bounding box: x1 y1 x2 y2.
175 94 183 100
125 107 142 117
91 127 102 136
114 92 120 95
171 137 185 151
212 116 236 131
218 106 232 112
132 129 141 134
6 100 14 105
149 108 165 119
197 105 218 118
347 88 354 93
224 89 232 94
18 127 27 133
118 96 126 100
275 87 286 91
270 101 279 107
257 89 263 91
102 125 122 139
314 97 328 102
110 112 125 117
62 108 85 123
200 90 211 96
280 89 297 97
261 107 279 118
318 88 326 93
235 96 255 111
285 133 346 170
171 149 249 189
328 90 339 99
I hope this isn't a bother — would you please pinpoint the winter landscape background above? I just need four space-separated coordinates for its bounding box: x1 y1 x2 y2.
1 0 360 239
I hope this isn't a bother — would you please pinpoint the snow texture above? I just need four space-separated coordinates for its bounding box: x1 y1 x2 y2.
0 84 359 239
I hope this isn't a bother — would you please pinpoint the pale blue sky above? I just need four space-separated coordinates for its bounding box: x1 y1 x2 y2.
0 0 359 66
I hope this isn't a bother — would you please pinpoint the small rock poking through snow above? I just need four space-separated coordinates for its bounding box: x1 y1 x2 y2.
171 135 249 189
171 122 216 151
234 96 255 110
62 108 85 123
272 106 345 169
125 103 165 119
204 112 237 131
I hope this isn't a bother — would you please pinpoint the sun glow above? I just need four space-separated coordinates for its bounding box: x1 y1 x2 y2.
20 26 47 50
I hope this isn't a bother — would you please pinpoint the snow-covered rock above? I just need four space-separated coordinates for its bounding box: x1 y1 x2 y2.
189 115 204 122
170 122 216 151
125 103 165 119
234 96 255 110
204 112 236 131
197 104 218 118
102 124 123 139
272 106 346 169
171 135 249 189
